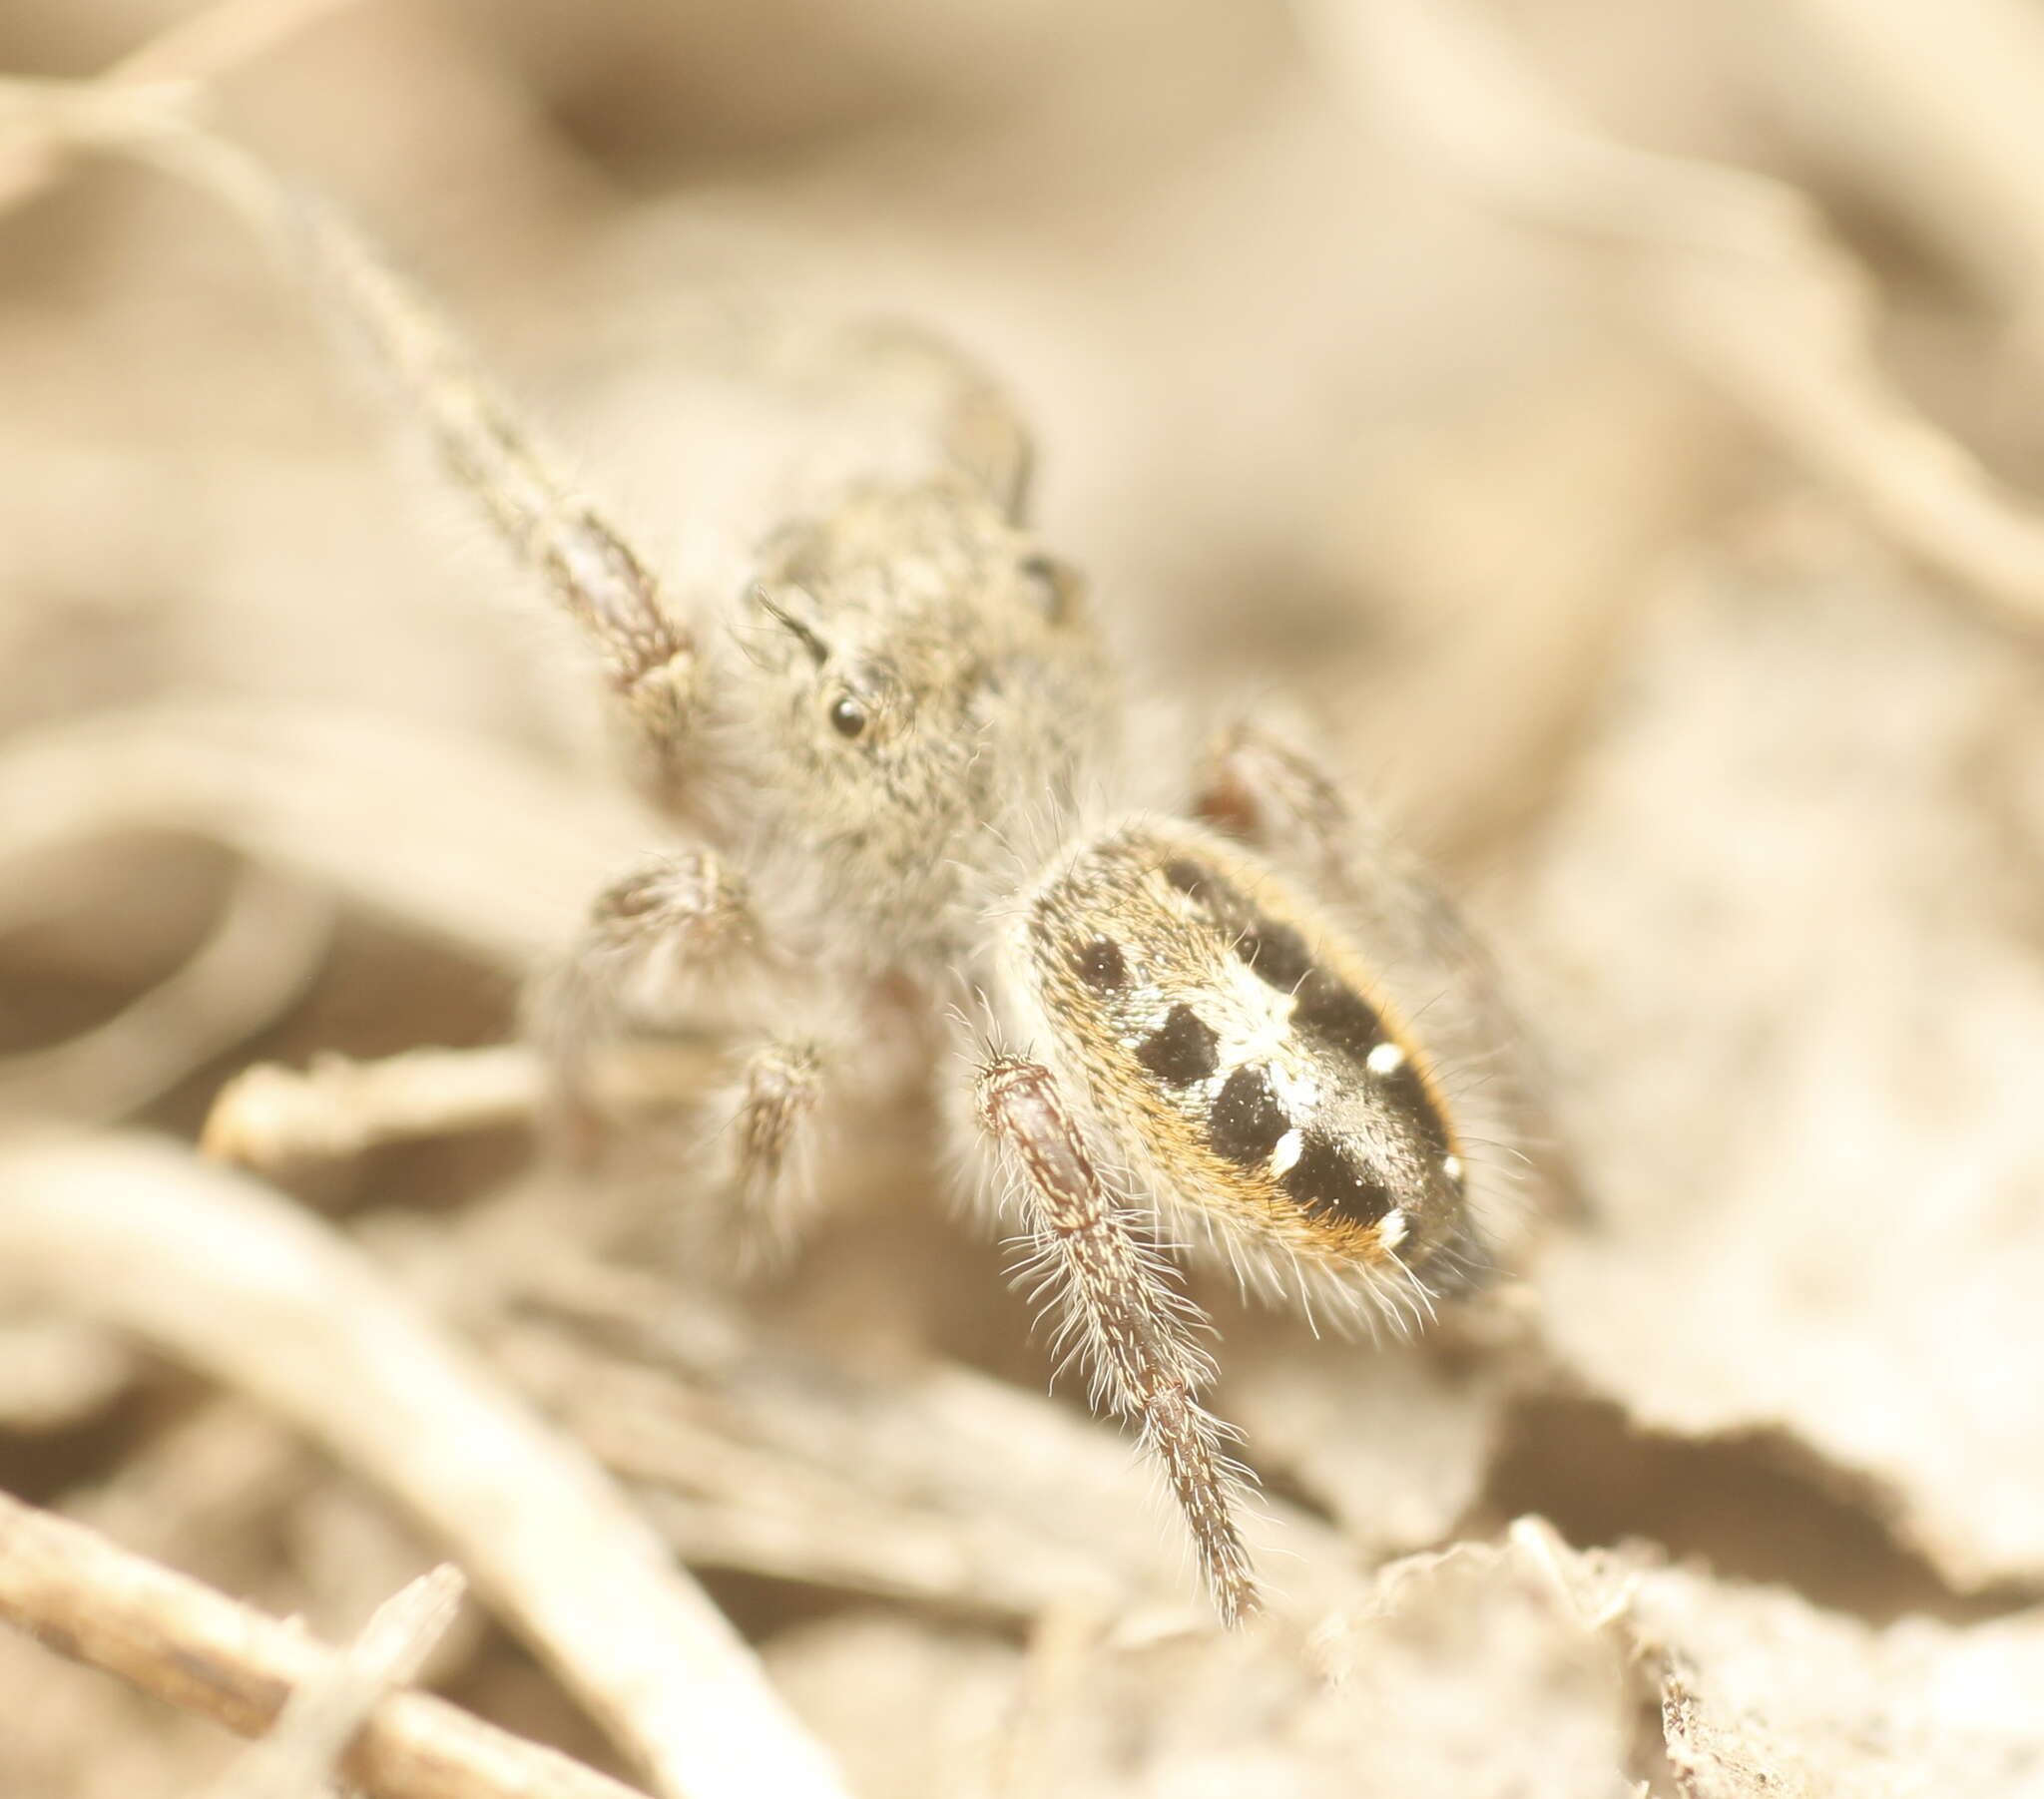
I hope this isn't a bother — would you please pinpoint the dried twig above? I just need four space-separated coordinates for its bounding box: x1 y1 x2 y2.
204 1046 546 1169
1762 0 2044 312
0 702 652 968
205 1564 468 1799
0 861 333 1124
1303 0 2044 629
203 1040 720 1173
490 1271 1366 1627
0 1492 643 1799
0 0 357 216
0 1130 852 1799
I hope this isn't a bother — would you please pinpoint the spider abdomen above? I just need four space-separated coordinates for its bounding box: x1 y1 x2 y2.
1017 818 1470 1299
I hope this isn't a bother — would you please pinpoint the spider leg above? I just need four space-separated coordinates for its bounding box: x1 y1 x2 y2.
276 174 700 764
525 848 756 1156
718 1034 830 1265
88 123 701 777
1194 716 1359 901
974 1052 1260 1625
1196 714 1493 981
824 318 1036 521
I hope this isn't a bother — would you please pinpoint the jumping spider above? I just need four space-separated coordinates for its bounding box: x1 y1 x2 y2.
101 112 1530 1625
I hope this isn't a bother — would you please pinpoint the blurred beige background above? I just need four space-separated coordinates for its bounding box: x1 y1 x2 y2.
4 3 2044 1796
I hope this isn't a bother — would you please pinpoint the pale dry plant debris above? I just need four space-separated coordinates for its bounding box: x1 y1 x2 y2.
766 1522 1648 1799
1629 1565 2044 1797
1754 0 2044 316
767 1524 2044 1798
0 1312 135 1432
0 701 655 967
1303 0 2044 630
0 1490 649 1799
485 1284 1365 1625
1218 1317 1518 1560
0 859 333 1124
395 1173 1365 1624
203 1040 721 1173
0 1130 852 1799
1511 516 2044 1590
205 1563 467 1799
6 2 2044 1794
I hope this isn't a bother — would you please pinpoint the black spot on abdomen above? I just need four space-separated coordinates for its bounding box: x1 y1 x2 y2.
1235 921 1312 993
1294 973 1383 1061
1072 937 1127 992
1152 849 1384 1062
1281 1129 1393 1225
1210 1066 1290 1166
1378 1060 1450 1153
1136 1005 1221 1086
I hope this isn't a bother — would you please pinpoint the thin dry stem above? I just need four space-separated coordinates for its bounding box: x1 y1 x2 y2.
0 1130 852 1799
1766 0 2044 311
205 1046 545 1169
203 1040 721 1172
0 701 655 969
0 0 357 215
1305 0 2044 630
0 862 333 1124
205 1565 468 1799
0 1492 643 1799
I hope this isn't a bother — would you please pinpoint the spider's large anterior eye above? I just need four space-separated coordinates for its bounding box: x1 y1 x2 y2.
828 691 869 739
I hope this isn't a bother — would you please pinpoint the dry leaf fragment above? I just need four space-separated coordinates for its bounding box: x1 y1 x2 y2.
1509 516 2044 1591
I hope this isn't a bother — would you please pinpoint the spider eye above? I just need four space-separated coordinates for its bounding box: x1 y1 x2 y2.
1019 553 1081 625
828 691 869 739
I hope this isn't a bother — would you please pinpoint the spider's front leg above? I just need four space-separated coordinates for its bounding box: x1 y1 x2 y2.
974 1053 1260 1625
526 848 756 1154
528 849 840 1255
721 1035 831 1264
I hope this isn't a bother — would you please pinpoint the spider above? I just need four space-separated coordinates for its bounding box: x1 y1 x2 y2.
83 105 1531 1625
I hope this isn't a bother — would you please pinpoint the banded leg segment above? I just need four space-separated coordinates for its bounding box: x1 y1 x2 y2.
526 849 755 1148
102 122 701 761
1198 715 1490 975
722 1035 830 1263
974 1054 1259 1625
1195 718 1355 899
